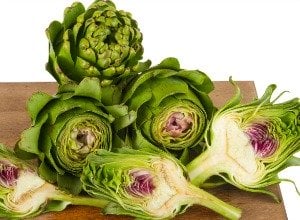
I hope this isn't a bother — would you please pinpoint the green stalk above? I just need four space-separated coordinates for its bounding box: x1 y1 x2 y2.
187 184 241 220
51 191 109 208
186 149 224 186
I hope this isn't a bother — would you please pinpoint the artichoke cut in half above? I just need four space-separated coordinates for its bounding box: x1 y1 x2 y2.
122 57 215 161
16 78 136 194
46 0 150 86
0 144 108 219
81 148 241 220
187 79 300 200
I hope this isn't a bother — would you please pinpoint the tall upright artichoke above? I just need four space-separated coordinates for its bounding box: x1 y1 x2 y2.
15 78 136 194
46 0 150 86
122 57 215 160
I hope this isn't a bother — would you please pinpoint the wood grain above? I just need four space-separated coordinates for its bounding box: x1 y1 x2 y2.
0 81 287 220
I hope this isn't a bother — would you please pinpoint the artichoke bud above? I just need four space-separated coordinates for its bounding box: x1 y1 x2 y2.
46 0 148 86
123 57 215 157
16 78 138 193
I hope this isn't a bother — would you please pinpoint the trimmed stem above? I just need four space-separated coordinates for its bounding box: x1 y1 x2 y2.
186 149 224 187
50 191 109 208
188 184 242 220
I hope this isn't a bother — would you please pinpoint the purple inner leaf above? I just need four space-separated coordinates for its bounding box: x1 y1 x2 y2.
245 123 278 158
127 170 155 197
0 162 19 188
165 112 193 137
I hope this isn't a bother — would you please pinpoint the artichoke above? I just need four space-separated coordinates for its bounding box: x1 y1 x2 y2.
187 80 300 200
81 148 241 220
122 57 215 160
0 144 108 218
46 0 150 86
16 78 136 194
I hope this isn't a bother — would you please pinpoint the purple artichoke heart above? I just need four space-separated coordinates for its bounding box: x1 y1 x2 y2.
165 112 193 138
0 162 19 188
245 123 278 158
127 170 155 197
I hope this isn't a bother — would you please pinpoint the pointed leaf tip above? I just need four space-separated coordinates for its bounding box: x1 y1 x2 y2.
74 77 102 101
27 92 53 123
157 57 180 70
63 2 85 30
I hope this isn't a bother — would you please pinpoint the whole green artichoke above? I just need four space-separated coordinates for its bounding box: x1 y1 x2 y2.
15 78 136 194
122 57 215 160
46 0 150 86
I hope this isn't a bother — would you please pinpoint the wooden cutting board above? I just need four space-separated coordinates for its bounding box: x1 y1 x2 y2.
0 81 287 220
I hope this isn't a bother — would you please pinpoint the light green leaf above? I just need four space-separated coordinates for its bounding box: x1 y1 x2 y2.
74 77 101 100
27 92 53 124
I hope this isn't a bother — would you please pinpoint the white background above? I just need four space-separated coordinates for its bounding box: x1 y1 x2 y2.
0 0 299 219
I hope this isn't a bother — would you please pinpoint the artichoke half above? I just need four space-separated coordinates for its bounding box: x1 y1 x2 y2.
16 78 136 194
46 0 150 86
122 57 215 160
0 144 108 219
81 148 241 220
187 80 300 200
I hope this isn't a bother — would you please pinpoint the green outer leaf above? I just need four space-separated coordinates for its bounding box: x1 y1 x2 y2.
56 30 78 81
113 110 137 131
63 2 85 30
155 57 180 70
177 69 214 93
57 173 82 195
74 77 101 100
101 85 122 105
46 21 63 44
27 92 53 124
285 156 300 167
17 114 48 157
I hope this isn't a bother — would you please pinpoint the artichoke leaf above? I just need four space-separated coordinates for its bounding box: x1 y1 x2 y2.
63 2 85 30
74 77 101 100
27 92 53 124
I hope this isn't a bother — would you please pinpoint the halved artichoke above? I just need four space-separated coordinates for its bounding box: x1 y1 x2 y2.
187 80 300 200
0 144 108 218
81 148 241 219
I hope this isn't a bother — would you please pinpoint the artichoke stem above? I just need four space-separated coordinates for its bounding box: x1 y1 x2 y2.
51 191 109 208
188 184 242 220
186 148 223 187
